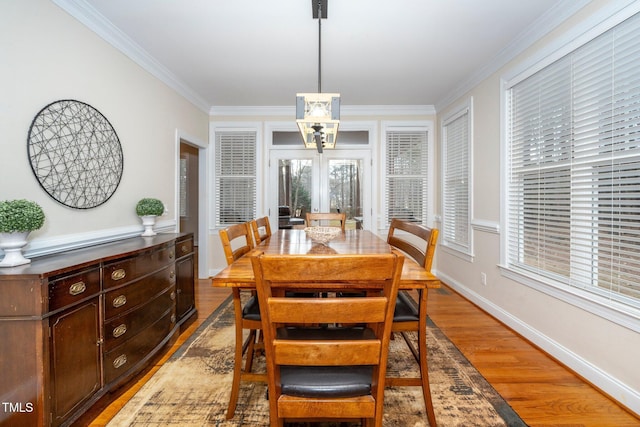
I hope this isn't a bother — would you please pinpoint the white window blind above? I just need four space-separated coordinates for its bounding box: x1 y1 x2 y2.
215 131 256 226
507 12 640 310
385 130 428 224
442 109 470 253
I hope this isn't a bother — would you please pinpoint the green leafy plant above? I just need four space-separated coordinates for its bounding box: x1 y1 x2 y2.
135 198 164 216
0 199 45 233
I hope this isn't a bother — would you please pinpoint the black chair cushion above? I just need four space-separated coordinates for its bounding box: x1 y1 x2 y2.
393 291 419 322
242 295 261 321
280 366 373 398
285 291 318 297
277 326 375 398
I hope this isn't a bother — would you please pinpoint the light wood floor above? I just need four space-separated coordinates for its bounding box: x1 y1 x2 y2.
85 279 639 427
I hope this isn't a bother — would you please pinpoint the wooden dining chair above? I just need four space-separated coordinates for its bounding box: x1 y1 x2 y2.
305 211 347 231
251 251 404 427
250 216 272 245
218 222 265 419
386 218 439 426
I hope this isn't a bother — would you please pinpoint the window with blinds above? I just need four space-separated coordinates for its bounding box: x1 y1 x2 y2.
385 130 428 224
442 107 471 254
214 131 256 226
506 12 640 311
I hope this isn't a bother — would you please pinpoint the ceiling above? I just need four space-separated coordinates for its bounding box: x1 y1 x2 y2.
58 0 584 112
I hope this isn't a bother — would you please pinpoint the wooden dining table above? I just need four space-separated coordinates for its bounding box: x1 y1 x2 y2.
211 228 440 423
211 228 441 290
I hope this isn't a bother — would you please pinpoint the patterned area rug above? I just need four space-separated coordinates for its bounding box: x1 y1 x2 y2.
107 294 526 426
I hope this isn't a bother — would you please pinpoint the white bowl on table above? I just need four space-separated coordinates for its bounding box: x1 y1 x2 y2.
304 226 342 245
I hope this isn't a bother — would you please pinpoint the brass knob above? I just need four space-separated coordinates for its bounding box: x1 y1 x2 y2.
111 269 126 281
112 295 127 308
68 281 86 296
113 354 127 369
112 324 127 338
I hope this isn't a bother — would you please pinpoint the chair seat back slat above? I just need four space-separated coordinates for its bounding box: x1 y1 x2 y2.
267 297 388 324
386 218 438 271
274 341 381 365
277 395 376 419
305 212 347 231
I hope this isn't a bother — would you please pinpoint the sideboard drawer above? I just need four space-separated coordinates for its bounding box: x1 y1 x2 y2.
103 285 176 351
103 245 175 289
49 267 101 312
103 309 176 384
104 266 176 320
175 237 193 259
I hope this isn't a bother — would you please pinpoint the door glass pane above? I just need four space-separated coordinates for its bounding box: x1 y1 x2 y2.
328 159 363 229
278 159 312 229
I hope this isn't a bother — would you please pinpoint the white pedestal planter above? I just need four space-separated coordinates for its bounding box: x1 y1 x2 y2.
140 215 157 237
0 232 31 267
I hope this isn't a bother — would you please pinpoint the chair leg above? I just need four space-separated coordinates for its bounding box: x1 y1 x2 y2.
268 397 284 427
244 329 257 372
226 289 244 419
397 291 437 426
416 327 437 426
418 290 437 427
363 417 377 427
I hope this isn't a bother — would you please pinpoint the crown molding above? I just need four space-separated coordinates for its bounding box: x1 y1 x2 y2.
54 0 591 117
435 0 592 111
209 104 436 117
52 0 211 113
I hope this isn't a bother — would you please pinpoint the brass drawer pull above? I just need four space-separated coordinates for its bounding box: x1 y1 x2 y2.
171 314 176 323
169 250 175 259
112 295 127 308
111 269 126 281
68 281 86 296
113 354 127 369
170 291 176 301
112 324 127 338
169 270 176 279
181 244 189 254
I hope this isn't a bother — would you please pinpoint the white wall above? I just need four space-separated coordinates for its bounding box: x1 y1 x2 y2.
435 0 640 415
0 0 208 255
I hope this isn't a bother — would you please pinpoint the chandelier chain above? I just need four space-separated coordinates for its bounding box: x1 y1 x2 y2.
317 0 322 93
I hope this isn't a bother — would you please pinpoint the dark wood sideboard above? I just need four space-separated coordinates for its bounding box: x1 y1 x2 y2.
0 233 196 427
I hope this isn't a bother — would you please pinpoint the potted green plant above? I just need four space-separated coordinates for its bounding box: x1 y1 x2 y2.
135 198 164 236
0 199 45 267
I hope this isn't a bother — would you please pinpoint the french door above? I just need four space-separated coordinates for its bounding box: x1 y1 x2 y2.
269 149 371 230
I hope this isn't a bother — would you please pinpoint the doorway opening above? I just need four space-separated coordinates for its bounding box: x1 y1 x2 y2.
179 141 199 245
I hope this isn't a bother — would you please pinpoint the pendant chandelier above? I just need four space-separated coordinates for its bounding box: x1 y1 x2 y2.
296 0 340 153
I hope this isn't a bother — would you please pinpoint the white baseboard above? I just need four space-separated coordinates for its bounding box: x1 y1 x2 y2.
434 270 640 417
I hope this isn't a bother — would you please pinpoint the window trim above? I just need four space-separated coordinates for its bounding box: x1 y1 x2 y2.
380 121 435 230
499 4 640 332
210 122 263 229
441 98 474 260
